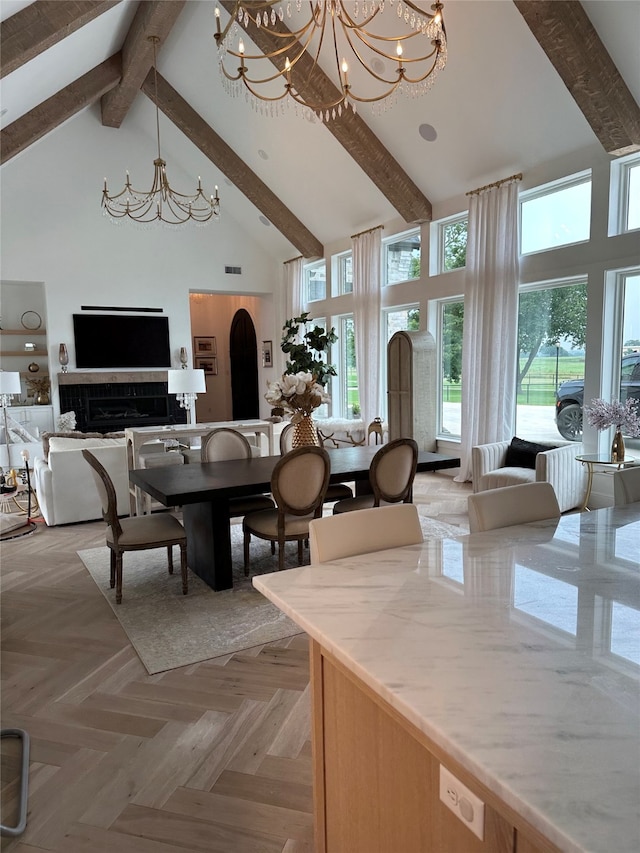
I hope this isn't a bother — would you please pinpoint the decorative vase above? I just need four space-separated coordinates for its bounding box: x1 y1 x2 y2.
292 413 319 447
59 343 69 373
611 429 625 463
35 391 50 405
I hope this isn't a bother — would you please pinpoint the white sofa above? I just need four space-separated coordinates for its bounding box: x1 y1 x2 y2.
471 439 587 513
34 435 130 526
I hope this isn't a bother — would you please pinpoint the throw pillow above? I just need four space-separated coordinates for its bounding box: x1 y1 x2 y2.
504 436 555 469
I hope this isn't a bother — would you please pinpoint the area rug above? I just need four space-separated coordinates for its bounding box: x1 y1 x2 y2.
78 515 465 675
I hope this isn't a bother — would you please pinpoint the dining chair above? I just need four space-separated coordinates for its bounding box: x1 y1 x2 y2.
467 481 561 534
243 446 331 573
82 450 188 604
201 427 275 516
332 437 419 514
612 465 640 506
280 422 353 503
309 504 424 564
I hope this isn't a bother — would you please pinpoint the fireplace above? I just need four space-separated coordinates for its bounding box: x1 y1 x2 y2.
59 375 186 433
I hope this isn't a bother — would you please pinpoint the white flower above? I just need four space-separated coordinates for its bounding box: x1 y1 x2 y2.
264 371 330 416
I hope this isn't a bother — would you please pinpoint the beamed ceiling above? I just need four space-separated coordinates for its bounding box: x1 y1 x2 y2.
1 0 639 260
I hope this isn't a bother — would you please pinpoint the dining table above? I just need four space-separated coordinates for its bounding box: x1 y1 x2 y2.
128 446 460 591
253 504 640 853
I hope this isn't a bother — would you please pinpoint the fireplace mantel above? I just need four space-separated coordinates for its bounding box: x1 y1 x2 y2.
58 371 169 385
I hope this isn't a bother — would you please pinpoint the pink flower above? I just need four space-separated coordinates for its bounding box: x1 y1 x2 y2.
584 398 640 436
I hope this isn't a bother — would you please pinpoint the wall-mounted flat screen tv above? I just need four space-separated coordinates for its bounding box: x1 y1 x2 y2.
73 314 171 369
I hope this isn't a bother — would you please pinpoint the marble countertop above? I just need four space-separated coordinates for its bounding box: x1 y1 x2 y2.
253 505 640 853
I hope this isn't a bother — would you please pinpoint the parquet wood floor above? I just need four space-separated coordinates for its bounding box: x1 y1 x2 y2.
1 472 470 852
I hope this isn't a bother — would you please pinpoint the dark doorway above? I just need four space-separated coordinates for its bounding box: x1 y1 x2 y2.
230 308 259 419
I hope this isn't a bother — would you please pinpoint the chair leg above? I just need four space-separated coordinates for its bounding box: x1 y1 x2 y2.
167 545 174 575
115 553 123 604
179 543 188 595
243 530 251 576
271 541 276 555
297 538 303 565
278 537 285 571
109 549 116 588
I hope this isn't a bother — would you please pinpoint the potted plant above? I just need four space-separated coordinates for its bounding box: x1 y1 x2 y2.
280 312 337 386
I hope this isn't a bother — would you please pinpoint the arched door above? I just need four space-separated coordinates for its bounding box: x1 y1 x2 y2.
230 308 259 419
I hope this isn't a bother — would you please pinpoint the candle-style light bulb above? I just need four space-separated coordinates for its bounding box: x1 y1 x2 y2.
396 42 403 59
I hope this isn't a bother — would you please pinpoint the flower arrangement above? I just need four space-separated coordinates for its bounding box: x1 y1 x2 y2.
584 398 640 436
26 375 50 400
265 371 330 422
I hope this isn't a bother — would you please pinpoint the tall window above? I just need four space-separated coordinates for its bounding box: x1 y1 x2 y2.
618 270 640 443
515 280 587 442
384 229 421 285
304 260 326 302
611 153 640 234
441 217 467 271
385 306 420 341
335 251 353 295
520 172 591 254
438 299 464 438
337 315 359 418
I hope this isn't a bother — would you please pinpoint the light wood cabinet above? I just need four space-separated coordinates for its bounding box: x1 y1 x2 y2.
387 330 437 450
310 640 560 853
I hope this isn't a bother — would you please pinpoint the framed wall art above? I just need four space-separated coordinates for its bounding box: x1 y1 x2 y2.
195 356 217 376
262 340 273 368
193 336 216 356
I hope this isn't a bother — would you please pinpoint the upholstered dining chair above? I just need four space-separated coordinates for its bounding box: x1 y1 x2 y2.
612 465 640 506
332 437 419 514
309 504 424 564
279 422 353 503
467 481 561 534
243 445 331 573
82 449 188 604
201 427 275 516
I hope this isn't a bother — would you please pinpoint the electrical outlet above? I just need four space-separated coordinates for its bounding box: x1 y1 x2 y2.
439 765 485 841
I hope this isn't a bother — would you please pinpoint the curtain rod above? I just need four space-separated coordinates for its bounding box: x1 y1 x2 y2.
351 224 384 240
466 172 523 197
283 255 304 265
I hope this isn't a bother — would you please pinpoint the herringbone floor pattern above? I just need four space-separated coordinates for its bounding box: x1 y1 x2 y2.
1 472 470 852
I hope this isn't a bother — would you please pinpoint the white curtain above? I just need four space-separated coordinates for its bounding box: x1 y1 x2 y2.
283 257 305 324
455 179 520 482
352 227 382 427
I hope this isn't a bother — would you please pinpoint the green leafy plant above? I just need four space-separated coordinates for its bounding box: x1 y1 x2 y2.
281 312 338 387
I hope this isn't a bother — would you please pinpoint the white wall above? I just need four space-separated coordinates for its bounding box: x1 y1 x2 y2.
0 107 283 422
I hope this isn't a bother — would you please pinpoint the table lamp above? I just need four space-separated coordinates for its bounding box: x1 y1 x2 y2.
167 369 206 425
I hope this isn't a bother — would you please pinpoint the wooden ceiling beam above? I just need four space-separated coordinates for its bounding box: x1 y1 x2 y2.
218 1 433 223
143 70 323 258
0 55 121 165
1 0 121 79
100 0 187 128
514 0 640 156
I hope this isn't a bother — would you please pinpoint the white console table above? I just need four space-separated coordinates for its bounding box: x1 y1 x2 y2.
125 420 275 514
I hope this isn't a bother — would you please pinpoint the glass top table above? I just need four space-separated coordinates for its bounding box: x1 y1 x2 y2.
575 453 637 510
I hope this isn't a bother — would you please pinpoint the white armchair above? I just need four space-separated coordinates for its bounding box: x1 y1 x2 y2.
471 439 587 513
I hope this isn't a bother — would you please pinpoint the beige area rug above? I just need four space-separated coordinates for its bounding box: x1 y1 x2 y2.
78 515 466 675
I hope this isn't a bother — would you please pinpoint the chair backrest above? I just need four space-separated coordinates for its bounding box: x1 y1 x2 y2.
467 481 561 533
271 446 331 517
82 449 123 539
309 504 424 564
201 428 252 462
370 437 419 505
279 423 295 455
613 466 640 506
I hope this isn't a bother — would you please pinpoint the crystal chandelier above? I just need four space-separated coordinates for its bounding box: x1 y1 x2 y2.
102 37 220 225
214 1 447 121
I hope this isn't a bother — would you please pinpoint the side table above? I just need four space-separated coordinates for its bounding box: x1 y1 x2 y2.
575 454 637 510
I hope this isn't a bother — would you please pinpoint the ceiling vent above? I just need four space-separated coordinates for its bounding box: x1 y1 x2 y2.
225 265 242 275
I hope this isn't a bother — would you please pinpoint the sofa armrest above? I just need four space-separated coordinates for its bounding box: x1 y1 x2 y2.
536 443 587 512
471 442 510 492
33 456 54 525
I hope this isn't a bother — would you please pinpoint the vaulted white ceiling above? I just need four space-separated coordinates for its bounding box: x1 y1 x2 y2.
1 0 638 261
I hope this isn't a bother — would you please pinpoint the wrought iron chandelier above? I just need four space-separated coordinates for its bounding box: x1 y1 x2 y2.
214 1 447 121
102 37 220 225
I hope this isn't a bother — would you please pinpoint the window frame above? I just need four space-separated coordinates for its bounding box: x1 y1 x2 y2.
519 169 592 256
609 152 640 236
429 212 468 276
382 227 421 287
333 250 353 296
303 259 327 303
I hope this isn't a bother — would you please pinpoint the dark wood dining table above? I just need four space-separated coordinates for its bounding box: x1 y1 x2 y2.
129 446 461 591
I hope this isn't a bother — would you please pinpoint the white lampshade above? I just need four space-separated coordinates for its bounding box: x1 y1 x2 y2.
167 369 206 395
0 371 22 396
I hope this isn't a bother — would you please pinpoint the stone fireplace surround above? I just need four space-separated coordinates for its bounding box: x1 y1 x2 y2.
58 372 187 434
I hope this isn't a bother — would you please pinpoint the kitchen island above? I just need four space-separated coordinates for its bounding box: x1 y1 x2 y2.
253 505 640 853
